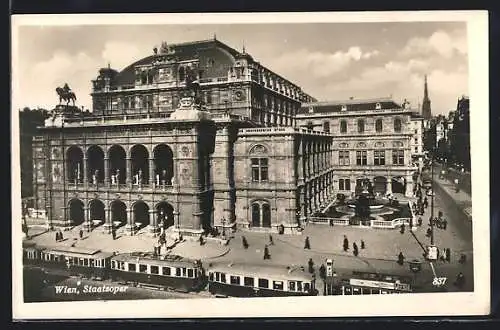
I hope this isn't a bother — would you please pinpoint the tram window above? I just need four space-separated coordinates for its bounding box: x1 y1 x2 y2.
297 281 302 291
209 272 214 281
215 272 220 282
230 276 240 285
182 268 187 277
344 287 352 295
176 268 181 277
353 287 362 295
304 283 310 292
128 263 137 272
362 288 371 295
273 281 284 290
220 273 226 283
162 267 171 276
83 258 88 267
371 289 381 294
89 260 95 267
139 264 148 273
187 269 194 278
258 278 269 289
381 290 388 294
120 262 125 270
244 277 254 287
288 281 296 291
151 266 159 275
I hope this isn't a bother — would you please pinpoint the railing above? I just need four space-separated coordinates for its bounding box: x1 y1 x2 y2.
308 217 349 226
27 208 47 219
370 218 410 229
55 182 175 192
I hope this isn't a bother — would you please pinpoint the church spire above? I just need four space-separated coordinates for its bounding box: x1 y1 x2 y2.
422 74 432 119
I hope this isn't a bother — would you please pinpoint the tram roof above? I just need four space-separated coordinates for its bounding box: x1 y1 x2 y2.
45 247 114 259
206 262 315 281
111 252 200 268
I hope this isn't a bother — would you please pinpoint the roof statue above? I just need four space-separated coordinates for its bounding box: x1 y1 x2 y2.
55 83 77 107
160 41 174 55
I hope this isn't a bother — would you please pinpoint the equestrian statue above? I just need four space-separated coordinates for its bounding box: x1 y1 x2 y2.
55 83 77 106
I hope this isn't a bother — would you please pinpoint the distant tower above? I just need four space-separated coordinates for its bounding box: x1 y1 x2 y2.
422 75 432 119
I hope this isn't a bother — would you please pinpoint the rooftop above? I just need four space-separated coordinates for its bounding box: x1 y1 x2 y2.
299 97 405 115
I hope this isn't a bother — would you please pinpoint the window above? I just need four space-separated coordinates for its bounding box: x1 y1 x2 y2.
339 150 350 166
323 121 330 133
374 150 385 165
339 179 351 191
394 118 402 132
357 119 365 133
111 261 117 269
304 283 311 292
375 119 383 132
139 264 148 273
353 287 362 295
251 158 269 182
151 265 159 275
244 277 254 287
356 151 368 165
362 288 372 295
415 147 418 153
288 281 296 291
273 281 284 290
392 149 405 165
258 278 269 289
296 281 303 291
340 120 347 133
162 267 171 276
176 268 181 276
230 275 241 285
83 258 88 267
128 263 136 272
220 273 226 283
187 269 194 278
209 272 214 281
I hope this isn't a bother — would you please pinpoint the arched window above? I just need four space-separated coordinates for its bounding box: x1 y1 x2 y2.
340 120 347 133
251 202 271 228
375 119 383 132
323 121 330 133
394 118 402 133
179 66 185 82
306 121 314 131
357 119 365 133
249 145 269 182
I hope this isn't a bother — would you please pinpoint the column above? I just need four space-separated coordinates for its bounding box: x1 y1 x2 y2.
386 176 392 194
148 209 159 234
103 207 112 233
104 157 109 185
149 158 154 186
125 208 134 235
83 156 88 186
126 158 132 186
83 206 90 230
405 176 414 197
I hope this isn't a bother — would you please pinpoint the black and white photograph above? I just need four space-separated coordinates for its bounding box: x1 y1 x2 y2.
11 12 489 318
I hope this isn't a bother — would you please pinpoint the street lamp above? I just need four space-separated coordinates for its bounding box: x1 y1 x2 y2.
430 152 435 246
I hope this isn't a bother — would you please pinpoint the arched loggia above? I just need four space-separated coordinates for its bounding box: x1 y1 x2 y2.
156 201 174 229
130 145 149 185
109 145 126 184
153 144 174 185
68 199 84 226
110 200 127 227
87 145 105 183
133 201 150 228
89 199 105 226
66 146 83 183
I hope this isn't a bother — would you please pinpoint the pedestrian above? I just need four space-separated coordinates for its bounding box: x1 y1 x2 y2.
308 258 314 274
400 223 405 234
454 272 465 288
304 236 311 250
199 235 204 246
242 236 249 249
361 240 365 249
263 245 271 260
445 248 451 262
55 231 60 242
443 219 448 230
269 234 274 246
426 227 432 237
319 264 326 280
79 229 83 240
111 228 116 240
353 242 359 257
397 252 405 265
59 230 64 241
418 217 423 227
343 235 349 252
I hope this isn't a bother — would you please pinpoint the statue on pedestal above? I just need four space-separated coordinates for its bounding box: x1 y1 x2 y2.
92 170 99 185
55 83 77 107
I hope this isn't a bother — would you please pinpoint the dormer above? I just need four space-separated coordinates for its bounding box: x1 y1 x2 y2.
375 102 382 110
341 105 347 112
308 107 314 114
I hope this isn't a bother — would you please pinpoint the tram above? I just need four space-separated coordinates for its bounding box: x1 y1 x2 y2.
109 252 206 292
207 262 318 298
325 271 413 295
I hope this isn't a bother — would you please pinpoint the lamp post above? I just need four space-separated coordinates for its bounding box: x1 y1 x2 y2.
430 153 435 246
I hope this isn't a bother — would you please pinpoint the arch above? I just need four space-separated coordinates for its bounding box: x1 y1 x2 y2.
357 142 367 148
130 144 149 184
373 176 387 194
110 199 127 227
109 145 126 184
250 201 271 228
132 200 150 227
156 201 174 229
374 142 385 148
340 120 347 133
262 203 271 228
88 199 105 224
339 142 349 149
391 176 406 194
249 144 269 155
68 199 84 226
375 118 383 132
153 144 174 185
357 119 365 133
394 117 402 133
66 146 84 183
87 145 105 183
251 203 260 227
392 141 404 148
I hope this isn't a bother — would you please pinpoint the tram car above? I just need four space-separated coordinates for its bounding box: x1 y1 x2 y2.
109 252 206 292
324 271 413 295
22 241 44 266
206 262 318 298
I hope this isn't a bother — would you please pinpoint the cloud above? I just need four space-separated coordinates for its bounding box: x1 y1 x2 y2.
400 29 467 59
268 46 380 79
101 41 146 71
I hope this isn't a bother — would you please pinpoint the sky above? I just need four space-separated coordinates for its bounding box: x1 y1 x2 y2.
13 22 468 115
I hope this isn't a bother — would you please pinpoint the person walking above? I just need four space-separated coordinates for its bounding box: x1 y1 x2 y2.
199 235 204 246
418 217 423 227
397 251 405 265
443 219 448 230
111 228 116 240
360 240 365 249
304 236 311 250
242 236 249 249
263 245 271 260
59 230 64 241
308 258 314 274
269 234 274 246
79 229 83 240
445 248 451 263
353 242 359 257
400 223 405 234
55 231 60 242
343 235 349 252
